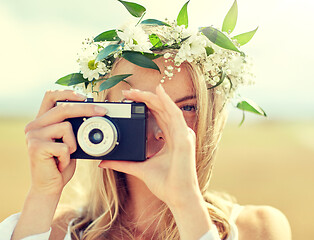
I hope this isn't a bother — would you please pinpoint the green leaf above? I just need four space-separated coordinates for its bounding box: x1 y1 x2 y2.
55 73 88 86
177 1 190 28
142 52 163 60
94 30 120 42
236 99 267 117
226 76 233 92
117 0 146 18
205 46 214 56
141 19 171 27
122 51 161 72
208 71 226 89
201 26 240 53
222 0 238 34
239 111 245 126
95 44 122 62
99 74 133 91
149 34 163 48
232 27 258 46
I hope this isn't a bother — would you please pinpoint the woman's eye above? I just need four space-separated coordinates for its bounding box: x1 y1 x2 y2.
180 105 197 112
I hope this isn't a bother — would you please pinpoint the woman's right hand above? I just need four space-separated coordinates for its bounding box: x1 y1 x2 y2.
24 90 107 196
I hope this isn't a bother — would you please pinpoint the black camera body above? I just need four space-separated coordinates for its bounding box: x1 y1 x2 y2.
56 99 147 161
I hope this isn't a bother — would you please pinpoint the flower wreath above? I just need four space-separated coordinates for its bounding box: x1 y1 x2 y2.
56 0 266 124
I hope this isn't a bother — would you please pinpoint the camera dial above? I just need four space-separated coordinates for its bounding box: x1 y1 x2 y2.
77 117 118 156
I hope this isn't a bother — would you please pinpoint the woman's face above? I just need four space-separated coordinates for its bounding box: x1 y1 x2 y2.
107 58 197 159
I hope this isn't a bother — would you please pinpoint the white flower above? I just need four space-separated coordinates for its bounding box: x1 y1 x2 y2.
79 55 108 81
72 20 256 102
77 40 111 81
164 25 184 42
203 60 215 72
164 52 172 59
227 55 243 75
213 76 220 83
175 34 207 63
73 82 93 98
77 43 98 59
167 65 174 71
164 70 173 77
209 80 216 85
117 22 152 52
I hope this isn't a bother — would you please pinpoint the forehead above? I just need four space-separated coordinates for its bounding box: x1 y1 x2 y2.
107 58 195 101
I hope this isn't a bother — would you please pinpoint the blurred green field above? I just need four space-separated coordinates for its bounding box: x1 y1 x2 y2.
0 117 313 239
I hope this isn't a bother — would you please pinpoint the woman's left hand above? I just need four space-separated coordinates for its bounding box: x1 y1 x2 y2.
98 84 202 208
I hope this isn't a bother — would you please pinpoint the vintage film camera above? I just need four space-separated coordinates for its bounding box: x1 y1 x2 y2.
56 98 147 161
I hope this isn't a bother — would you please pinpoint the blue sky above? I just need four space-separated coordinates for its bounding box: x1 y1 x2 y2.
0 0 313 122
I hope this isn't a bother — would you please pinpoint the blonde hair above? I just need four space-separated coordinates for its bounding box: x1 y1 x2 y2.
65 58 233 239
67 26 233 239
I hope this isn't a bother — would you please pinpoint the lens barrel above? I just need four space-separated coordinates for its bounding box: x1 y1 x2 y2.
88 128 104 144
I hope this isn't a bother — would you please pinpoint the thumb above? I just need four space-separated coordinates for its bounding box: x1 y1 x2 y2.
98 160 144 179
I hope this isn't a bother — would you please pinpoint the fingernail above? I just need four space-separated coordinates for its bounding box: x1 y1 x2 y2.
122 90 130 95
157 84 164 92
130 88 140 92
94 106 107 114
98 163 107 168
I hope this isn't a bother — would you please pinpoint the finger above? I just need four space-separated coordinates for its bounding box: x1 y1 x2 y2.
155 85 193 144
122 87 181 125
123 86 188 140
25 103 107 132
25 121 77 154
37 90 86 118
62 159 77 183
122 89 165 113
148 109 172 143
122 89 171 140
156 84 188 130
49 142 71 172
123 86 177 118
28 139 71 173
98 160 144 179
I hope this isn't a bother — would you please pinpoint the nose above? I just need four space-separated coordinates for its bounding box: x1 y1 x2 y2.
147 111 164 142
154 127 164 141
146 111 165 159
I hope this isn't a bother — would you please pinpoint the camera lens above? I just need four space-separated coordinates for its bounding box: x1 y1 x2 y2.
88 128 104 144
77 117 118 156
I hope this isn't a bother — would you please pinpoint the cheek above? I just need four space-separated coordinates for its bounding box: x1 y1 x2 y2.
146 111 157 133
184 115 197 132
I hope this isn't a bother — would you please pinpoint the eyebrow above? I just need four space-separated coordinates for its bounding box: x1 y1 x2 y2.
174 95 197 103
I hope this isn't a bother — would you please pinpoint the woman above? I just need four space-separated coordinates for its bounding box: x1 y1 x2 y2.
1 1 291 239
2 59 291 240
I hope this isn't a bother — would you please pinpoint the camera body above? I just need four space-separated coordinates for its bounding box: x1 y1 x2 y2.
56 99 147 161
